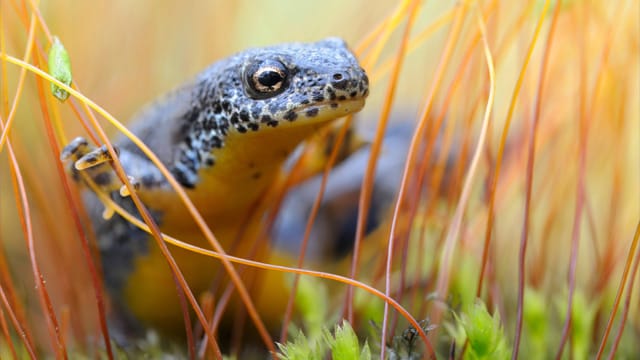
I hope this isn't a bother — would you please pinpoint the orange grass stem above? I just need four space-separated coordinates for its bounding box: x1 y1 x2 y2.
434 2 496 310
403 28 482 328
358 0 418 69
512 1 562 358
0 284 36 359
0 13 67 358
606 233 640 360
554 7 590 358
391 0 464 332
29 39 115 360
586 0 631 298
346 0 421 326
596 221 640 358
0 305 18 359
279 117 355 343
355 0 412 56
0 12 34 153
0 3 36 352
379 1 470 357
80 176 435 357
3 126 67 358
368 7 457 84
476 0 550 298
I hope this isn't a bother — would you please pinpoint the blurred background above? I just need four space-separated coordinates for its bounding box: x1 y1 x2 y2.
1 0 639 358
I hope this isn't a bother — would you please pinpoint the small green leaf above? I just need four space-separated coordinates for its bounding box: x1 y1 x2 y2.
326 321 359 360
276 330 324 360
48 36 72 101
452 299 510 360
323 320 371 360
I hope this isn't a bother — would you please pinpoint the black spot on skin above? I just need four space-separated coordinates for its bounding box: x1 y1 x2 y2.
329 92 337 100
82 158 99 167
173 168 196 189
330 103 339 108
301 99 310 105
213 103 223 114
93 172 112 186
205 158 215 166
283 110 298 121
312 94 325 102
267 120 278 127
338 95 347 101
237 125 247 133
252 172 261 179
306 108 319 117
247 122 259 131
239 110 250 122
230 113 239 124
261 115 273 123
350 91 357 98
221 101 231 112
140 174 157 187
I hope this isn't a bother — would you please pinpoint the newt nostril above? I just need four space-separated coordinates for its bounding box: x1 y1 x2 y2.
331 71 351 90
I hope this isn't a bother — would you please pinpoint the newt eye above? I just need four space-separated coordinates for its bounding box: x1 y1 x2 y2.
244 60 289 99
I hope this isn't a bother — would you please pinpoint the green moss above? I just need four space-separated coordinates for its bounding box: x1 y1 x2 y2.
523 287 549 358
277 320 371 360
276 330 325 360
448 299 510 360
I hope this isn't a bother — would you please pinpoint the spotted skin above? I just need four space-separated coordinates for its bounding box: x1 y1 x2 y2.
62 38 369 339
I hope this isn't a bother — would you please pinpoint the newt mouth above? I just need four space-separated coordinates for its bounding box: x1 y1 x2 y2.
292 98 366 122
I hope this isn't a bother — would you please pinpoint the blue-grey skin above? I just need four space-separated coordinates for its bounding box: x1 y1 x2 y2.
272 120 462 261
61 38 369 338
272 123 412 259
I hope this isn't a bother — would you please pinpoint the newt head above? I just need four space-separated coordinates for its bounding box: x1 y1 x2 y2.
174 37 369 189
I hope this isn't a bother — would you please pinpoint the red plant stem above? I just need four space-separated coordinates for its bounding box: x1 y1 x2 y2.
0 308 16 359
0 5 37 355
0 13 67 355
512 1 562 358
0 284 37 358
554 9 590 356
596 222 640 359
371 2 427 359
476 0 549 297
395 31 482 336
344 0 421 325
606 236 640 360
279 119 354 344
6 132 67 358
29 46 116 360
